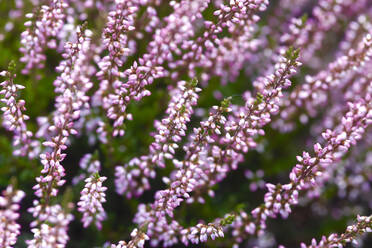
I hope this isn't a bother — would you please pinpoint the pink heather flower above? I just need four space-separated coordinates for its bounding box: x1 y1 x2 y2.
229 95 371 243
105 0 271 137
173 0 269 84
132 207 232 246
54 25 95 117
304 68 372 200
105 0 209 137
183 47 301 204
306 134 372 205
20 0 67 74
338 15 372 56
94 0 139 109
32 25 94 201
0 67 39 158
250 0 347 77
300 0 369 65
1 1 371 247
150 102 231 218
127 47 301 247
134 204 182 246
29 25 94 246
301 215 372 248
115 79 201 198
276 33 372 132
0 185 25 248
269 0 368 79
111 228 149 248
128 102 231 246
26 204 73 248
78 174 107 229
310 59 372 139
180 223 224 245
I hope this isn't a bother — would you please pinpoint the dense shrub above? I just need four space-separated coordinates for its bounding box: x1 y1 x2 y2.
0 0 371 247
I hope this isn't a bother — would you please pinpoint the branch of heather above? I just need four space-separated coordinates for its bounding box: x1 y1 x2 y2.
301 215 372 248
123 47 301 246
26 25 94 247
115 79 201 198
0 62 38 158
229 95 371 243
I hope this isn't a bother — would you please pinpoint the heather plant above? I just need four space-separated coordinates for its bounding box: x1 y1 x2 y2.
0 0 371 248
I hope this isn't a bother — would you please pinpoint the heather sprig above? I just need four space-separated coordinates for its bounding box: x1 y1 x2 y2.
185 46 301 204
338 14 372 55
20 0 67 74
126 47 301 246
94 0 139 110
0 185 25 248
128 98 232 246
0 61 39 158
301 215 372 248
178 0 269 84
105 0 209 137
77 173 107 229
230 96 371 242
26 204 73 248
106 0 270 137
300 0 368 64
310 60 372 138
276 33 372 132
179 214 235 245
306 135 372 205
111 228 149 248
27 25 94 247
115 79 201 198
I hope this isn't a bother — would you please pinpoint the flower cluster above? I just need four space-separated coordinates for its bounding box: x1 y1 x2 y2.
115 79 201 198
299 0 366 63
123 47 301 246
229 95 371 242
112 229 149 248
105 0 269 136
320 139 372 204
77 174 107 229
20 0 67 74
338 15 372 55
32 24 93 200
94 0 139 110
181 0 269 84
0 185 25 248
276 33 372 131
180 223 224 245
0 63 38 158
301 215 372 248
28 24 94 246
104 0 209 136
182 47 301 204
26 204 73 248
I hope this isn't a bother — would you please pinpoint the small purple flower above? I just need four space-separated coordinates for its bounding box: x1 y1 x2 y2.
78 174 107 229
0 185 25 248
0 68 39 158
